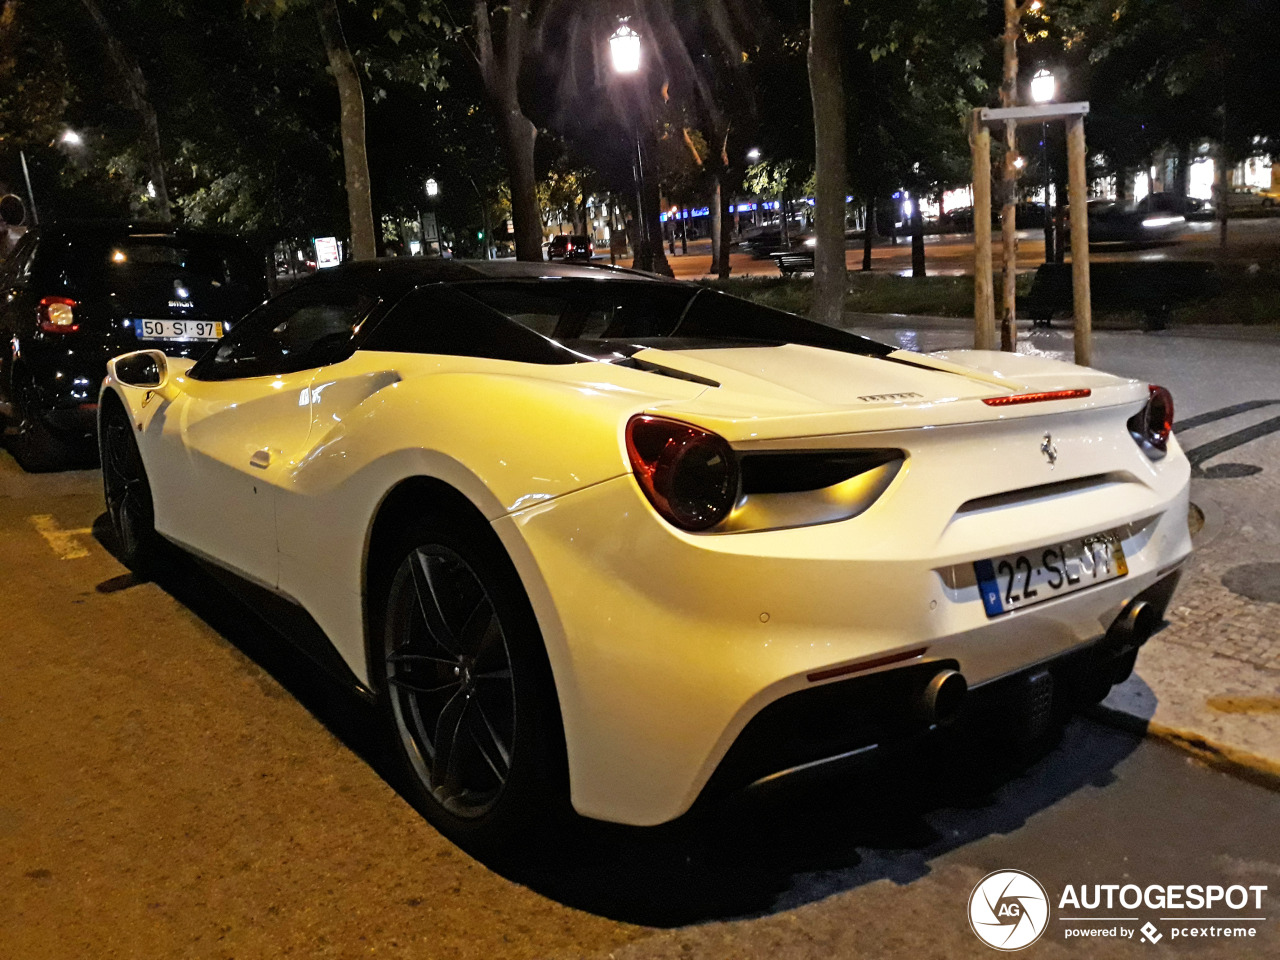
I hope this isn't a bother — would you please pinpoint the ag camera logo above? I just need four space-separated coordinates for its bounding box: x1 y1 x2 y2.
969 870 1051 951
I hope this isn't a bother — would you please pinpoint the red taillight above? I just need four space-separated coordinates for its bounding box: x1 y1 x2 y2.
38 296 79 334
982 388 1092 406
625 415 739 531
1128 384 1174 458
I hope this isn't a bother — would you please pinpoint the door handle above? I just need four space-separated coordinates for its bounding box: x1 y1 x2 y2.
249 449 271 470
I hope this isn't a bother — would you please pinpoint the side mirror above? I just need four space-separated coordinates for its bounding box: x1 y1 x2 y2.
112 349 169 389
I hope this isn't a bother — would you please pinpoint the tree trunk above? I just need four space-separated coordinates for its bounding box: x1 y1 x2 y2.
808 0 846 325
1174 143 1191 206
502 108 543 260
862 197 875 271
316 0 376 261
910 199 926 277
1053 165 1068 263
640 176 673 277
717 187 733 279
1216 150 1230 248
473 1 543 261
710 179 723 274
79 0 171 221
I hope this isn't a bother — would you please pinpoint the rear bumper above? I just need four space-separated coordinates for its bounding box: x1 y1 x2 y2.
497 425 1192 826
704 567 1182 799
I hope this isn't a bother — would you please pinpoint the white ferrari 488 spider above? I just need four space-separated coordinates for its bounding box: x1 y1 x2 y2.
98 260 1190 848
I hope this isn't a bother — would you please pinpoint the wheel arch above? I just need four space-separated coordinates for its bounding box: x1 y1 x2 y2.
360 473 572 791
360 475 555 695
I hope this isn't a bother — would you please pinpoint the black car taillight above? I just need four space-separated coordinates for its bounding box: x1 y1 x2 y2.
38 296 79 334
626 415 739 531
1127 384 1174 459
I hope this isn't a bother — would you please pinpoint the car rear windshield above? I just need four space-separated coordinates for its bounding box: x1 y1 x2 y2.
47 234 264 299
444 279 893 358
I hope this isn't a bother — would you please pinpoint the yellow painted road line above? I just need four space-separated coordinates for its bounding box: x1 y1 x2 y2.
29 514 95 560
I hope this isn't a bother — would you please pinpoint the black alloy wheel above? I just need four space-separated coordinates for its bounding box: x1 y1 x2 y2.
99 399 160 570
385 543 518 820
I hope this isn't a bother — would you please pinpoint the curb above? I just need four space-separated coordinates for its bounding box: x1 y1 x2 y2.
1087 702 1280 793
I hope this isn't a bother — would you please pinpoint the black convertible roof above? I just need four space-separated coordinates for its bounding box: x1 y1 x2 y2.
308 256 668 299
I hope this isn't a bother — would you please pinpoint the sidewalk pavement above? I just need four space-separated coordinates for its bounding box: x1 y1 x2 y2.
840 313 1280 787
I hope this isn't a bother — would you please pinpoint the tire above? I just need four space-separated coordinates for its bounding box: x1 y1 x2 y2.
6 368 77 472
7 412 75 472
99 396 163 572
373 514 567 855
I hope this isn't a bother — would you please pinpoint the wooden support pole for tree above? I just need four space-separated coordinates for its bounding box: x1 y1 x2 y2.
1000 118 1019 352
999 0 1021 352
971 113 996 350
1067 114 1092 367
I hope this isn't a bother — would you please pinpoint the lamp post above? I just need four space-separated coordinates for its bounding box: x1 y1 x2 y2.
610 20 648 265
1031 68 1057 263
422 178 441 257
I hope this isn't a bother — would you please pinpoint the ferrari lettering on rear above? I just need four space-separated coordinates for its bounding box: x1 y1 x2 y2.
858 391 923 402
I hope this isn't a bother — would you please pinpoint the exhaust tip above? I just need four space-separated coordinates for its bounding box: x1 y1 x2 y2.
921 669 967 726
1110 600 1161 650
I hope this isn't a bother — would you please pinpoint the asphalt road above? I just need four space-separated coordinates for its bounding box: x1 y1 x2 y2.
655 216 1280 279
2 439 1278 957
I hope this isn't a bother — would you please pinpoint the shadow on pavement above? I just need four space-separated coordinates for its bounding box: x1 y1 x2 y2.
92 512 1144 928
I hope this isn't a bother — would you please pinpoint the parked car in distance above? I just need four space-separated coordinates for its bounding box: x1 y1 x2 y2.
1227 186 1266 210
546 234 594 261
1085 194 1186 245
0 221 267 470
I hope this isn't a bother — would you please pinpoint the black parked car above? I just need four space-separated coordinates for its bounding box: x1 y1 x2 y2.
0 221 267 470
546 234 594 261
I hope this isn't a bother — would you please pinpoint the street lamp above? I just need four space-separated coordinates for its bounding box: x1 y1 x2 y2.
747 148 761 163
1030 68 1056 105
60 129 84 147
610 19 648 264
1030 68 1057 263
422 179 441 257
609 22 641 74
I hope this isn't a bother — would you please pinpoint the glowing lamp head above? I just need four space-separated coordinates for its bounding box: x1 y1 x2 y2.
61 129 83 147
1030 68 1056 104
747 148 761 162
610 22 642 75
425 178 439 197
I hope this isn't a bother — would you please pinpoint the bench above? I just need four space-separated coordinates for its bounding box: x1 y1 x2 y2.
1025 261 1221 330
